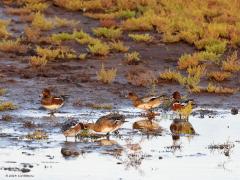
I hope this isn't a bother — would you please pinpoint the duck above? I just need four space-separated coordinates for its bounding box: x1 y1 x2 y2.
84 113 127 137
171 91 196 120
41 88 64 116
171 100 194 120
61 119 85 141
128 92 169 110
128 92 169 120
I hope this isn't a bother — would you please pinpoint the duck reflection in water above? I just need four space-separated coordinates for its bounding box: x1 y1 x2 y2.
170 118 196 147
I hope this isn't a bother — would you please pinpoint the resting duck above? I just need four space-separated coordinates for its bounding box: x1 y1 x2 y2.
41 88 64 116
84 113 127 136
61 119 85 141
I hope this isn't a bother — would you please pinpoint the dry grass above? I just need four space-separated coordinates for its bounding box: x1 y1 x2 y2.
127 67 157 87
79 53 87 60
222 51 240 72
124 51 140 65
0 19 11 38
128 33 153 42
207 83 238 94
208 71 232 82
30 56 48 68
178 54 199 70
32 12 53 30
5 7 31 15
88 42 110 56
99 19 118 28
25 130 48 140
97 64 117 84
36 46 60 60
160 69 186 85
0 88 7 96
0 102 17 111
54 16 79 27
109 41 129 52
24 26 41 43
0 39 27 53
92 27 122 39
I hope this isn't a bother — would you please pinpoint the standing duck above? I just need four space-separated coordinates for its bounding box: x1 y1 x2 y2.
61 119 85 141
128 92 168 120
41 88 64 116
172 100 195 120
84 113 127 137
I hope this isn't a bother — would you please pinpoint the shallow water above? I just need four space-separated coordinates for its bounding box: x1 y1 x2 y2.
0 107 239 180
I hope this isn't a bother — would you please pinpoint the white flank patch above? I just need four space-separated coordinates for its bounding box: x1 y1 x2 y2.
43 103 64 110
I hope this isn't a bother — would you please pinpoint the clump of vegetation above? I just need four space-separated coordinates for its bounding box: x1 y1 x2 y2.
208 140 235 156
124 51 140 65
127 67 157 87
207 83 238 94
178 54 199 70
186 65 206 89
128 33 153 42
1 114 13 122
24 1 49 12
92 27 122 39
208 71 232 82
30 56 47 68
32 12 53 30
25 130 48 140
0 88 7 96
88 42 110 56
99 19 118 28
24 26 41 43
0 19 11 38
54 16 79 27
36 46 60 60
97 64 117 84
79 53 87 60
0 39 27 53
122 15 153 31
110 41 129 52
222 51 240 72
159 70 186 85
117 10 136 19
0 102 17 111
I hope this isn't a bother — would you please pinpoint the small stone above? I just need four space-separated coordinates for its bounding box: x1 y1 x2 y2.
61 148 72 157
231 108 238 115
21 168 30 173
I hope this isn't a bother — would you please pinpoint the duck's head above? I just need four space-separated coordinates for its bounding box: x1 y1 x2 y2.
41 88 51 98
172 91 181 100
78 122 85 129
128 92 138 100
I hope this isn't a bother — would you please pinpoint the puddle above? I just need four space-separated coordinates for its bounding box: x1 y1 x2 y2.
0 107 239 180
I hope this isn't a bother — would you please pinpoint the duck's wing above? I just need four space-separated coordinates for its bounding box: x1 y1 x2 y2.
96 113 126 126
52 96 64 105
141 96 159 103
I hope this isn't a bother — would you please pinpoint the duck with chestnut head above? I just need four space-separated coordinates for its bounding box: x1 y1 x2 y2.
40 88 64 116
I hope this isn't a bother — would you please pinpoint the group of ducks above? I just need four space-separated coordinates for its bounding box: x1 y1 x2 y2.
40 89 195 141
